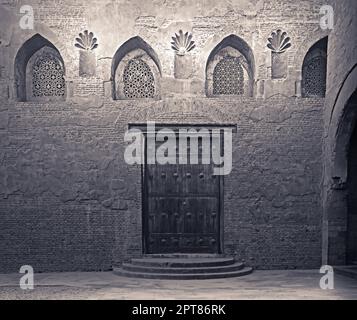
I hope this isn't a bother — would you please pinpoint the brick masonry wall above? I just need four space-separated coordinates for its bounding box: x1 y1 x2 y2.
0 96 324 272
0 0 332 272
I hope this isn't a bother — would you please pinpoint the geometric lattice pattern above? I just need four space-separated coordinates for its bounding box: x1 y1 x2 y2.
303 56 327 97
213 57 244 95
32 55 65 97
123 58 155 99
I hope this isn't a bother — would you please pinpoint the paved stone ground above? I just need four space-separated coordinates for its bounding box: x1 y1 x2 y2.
0 270 356 300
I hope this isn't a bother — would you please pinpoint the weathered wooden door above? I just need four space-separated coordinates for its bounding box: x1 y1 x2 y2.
143 129 222 254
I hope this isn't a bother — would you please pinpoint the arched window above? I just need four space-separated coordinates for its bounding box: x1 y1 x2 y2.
112 37 161 100
15 34 66 102
123 58 155 99
27 47 65 100
206 35 255 97
302 37 327 98
213 57 244 95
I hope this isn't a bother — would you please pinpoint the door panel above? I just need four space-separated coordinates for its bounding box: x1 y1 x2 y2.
144 131 221 254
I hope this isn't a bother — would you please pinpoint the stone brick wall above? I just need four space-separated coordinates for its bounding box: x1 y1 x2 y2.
0 96 324 272
0 0 333 272
322 0 357 265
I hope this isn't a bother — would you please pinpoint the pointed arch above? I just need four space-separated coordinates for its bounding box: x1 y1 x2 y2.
330 65 357 184
324 64 357 265
205 35 255 97
111 36 162 100
14 34 66 102
301 36 328 98
294 30 329 75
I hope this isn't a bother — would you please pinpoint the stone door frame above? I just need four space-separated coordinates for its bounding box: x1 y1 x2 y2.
129 123 236 255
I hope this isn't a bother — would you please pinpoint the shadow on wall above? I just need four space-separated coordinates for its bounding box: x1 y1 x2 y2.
347 108 357 264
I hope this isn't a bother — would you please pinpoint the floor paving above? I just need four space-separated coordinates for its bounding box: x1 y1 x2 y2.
0 270 356 300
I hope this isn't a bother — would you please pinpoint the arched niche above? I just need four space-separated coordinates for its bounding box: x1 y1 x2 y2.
205 35 255 98
331 66 357 186
302 37 328 98
111 37 161 100
14 34 66 102
325 89 357 266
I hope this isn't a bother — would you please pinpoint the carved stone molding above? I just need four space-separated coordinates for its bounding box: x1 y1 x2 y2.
171 30 195 80
75 30 98 77
267 30 291 79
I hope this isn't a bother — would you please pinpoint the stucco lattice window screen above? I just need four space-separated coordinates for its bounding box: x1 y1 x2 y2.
303 56 327 97
123 58 155 99
32 55 65 97
213 57 244 95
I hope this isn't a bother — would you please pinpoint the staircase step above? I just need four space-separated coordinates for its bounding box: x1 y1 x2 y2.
143 254 224 258
130 257 235 268
122 262 244 274
113 267 253 280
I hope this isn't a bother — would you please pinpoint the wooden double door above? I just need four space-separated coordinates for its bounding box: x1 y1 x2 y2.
143 129 222 254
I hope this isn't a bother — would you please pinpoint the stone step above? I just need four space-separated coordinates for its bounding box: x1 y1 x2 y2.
113 267 253 280
143 254 224 259
130 257 235 268
122 262 244 274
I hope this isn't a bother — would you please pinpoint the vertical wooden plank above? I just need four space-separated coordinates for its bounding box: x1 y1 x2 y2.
144 127 222 254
